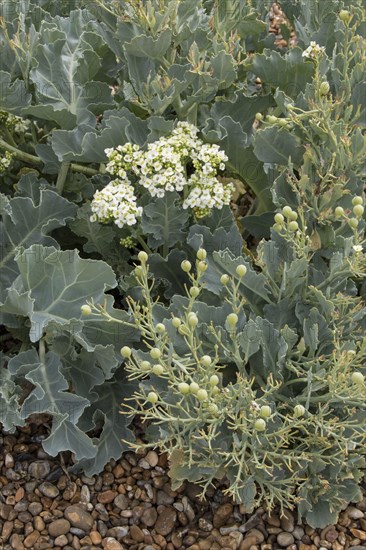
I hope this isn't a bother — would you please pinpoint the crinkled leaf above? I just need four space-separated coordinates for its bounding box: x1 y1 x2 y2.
253 126 304 166
141 192 189 249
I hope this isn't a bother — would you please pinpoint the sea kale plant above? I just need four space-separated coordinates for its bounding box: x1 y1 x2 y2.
0 0 365 529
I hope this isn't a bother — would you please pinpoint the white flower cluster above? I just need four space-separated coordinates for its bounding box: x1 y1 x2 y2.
91 122 233 228
183 174 234 211
90 179 142 228
0 151 13 173
302 41 325 59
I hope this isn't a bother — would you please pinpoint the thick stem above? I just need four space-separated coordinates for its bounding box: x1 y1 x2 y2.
55 162 70 195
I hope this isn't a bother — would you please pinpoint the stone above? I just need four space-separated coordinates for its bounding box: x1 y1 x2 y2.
38 482 59 499
325 529 338 542
10 533 24 550
277 532 295 547
280 509 295 532
246 528 264 544
155 507 177 536
114 494 129 510
141 506 158 527
240 536 257 550
347 507 364 520
34 516 45 531
292 526 305 540
48 519 71 538
28 461 51 479
28 502 43 516
2 520 14 542
54 534 68 547
90 531 102 545
97 490 116 504
24 530 40 548
145 450 159 467
130 524 145 542
157 490 175 505
103 537 124 550
213 503 233 528
350 529 366 541
64 505 94 532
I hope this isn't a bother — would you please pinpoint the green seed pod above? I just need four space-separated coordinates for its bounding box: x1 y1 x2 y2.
152 364 164 376
260 405 272 419
141 361 151 372
135 265 144 278
178 325 190 336
273 223 283 233
351 371 365 386
189 381 200 394
255 112 263 121
187 313 199 327
172 317 181 328
353 204 364 218
254 418 266 431
189 286 200 298
197 261 208 272
211 386 220 395
288 210 298 221
81 304 92 316
335 206 345 217
208 403 219 415
319 81 330 95
201 355 212 367
178 382 190 394
181 260 192 272
339 10 351 24
267 115 278 124
138 251 148 263
220 274 230 285
282 206 293 218
294 404 305 418
120 346 132 358
349 218 359 228
274 213 284 224
227 313 238 327
209 374 219 386
147 391 158 404
352 196 363 206
150 348 162 360
196 388 208 402
156 323 166 334
288 221 299 232
278 118 288 127
196 248 207 260
236 264 247 277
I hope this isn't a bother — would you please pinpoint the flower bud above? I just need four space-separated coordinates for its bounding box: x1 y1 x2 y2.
201 355 212 367
282 206 293 218
267 115 278 124
278 118 288 127
274 213 284 224
294 404 305 418
152 364 164 376
181 260 192 272
81 304 92 315
209 374 219 386
189 286 200 298
254 418 266 431
190 381 200 394
208 403 219 415
349 218 359 228
353 204 364 217
339 10 351 24
211 386 220 395
120 346 132 358
319 81 330 95
172 317 181 328
196 388 208 402
255 112 263 121
236 264 247 277
352 196 363 206
178 325 190 335
351 371 364 386
288 221 299 232
260 405 272 419
220 274 230 285
138 251 148 263
273 223 283 233
150 348 162 360
178 382 190 394
335 206 345 217
196 248 207 260
288 210 298 221
197 261 208 272
135 265 144 278
226 313 238 327
147 391 158 404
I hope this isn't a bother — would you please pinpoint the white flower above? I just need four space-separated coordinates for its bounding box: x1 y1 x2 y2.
183 174 234 210
90 179 142 228
353 245 363 253
302 41 325 59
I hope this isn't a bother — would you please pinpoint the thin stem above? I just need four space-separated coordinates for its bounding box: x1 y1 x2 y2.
135 233 153 254
55 162 70 195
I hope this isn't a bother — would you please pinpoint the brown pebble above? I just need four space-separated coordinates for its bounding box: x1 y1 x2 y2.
155 507 177 536
10 533 25 550
54 534 68 547
130 524 145 542
64 505 94 532
240 535 258 550
103 537 124 550
213 503 233 528
15 487 25 502
98 490 116 504
24 530 40 548
350 529 366 541
141 506 158 527
48 518 71 538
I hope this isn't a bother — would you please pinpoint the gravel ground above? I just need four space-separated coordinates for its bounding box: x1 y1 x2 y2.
1 424 365 550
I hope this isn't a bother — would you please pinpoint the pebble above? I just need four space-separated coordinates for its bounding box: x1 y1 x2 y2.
155 507 177 535
141 506 158 526
130 524 145 542
38 481 59 498
28 461 51 479
280 509 295 532
350 528 366 540
347 507 364 520
277 532 295 547
48 518 71 537
213 503 233 528
98 489 116 504
64 505 94 532
24 530 40 548
114 494 129 510
103 537 124 549
54 534 68 547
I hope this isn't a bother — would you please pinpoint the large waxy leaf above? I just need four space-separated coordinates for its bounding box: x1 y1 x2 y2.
0 175 77 298
253 126 304 166
210 93 274 135
1 245 117 342
8 349 96 460
69 203 116 255
141 192 189 249
0 353 23 431
123 29 172 59
0 71 32 113
148 249 190 299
